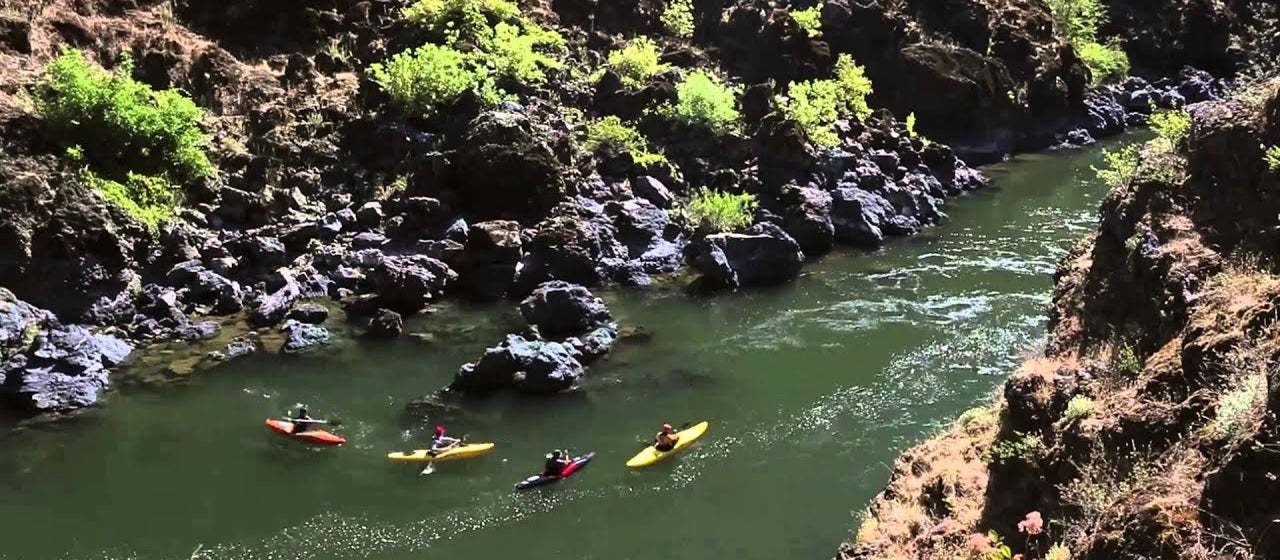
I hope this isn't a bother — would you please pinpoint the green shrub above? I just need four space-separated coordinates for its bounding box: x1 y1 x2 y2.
1149 108 1191 153
402 0 520 43
777 54 873 148
368 44 501 116
1213 372 1266 440
1112 344 1143 379
790 3 823 38
605 36 670 91
580 116 667 167
35 48 212 184
84 172 177 229
658 69 741 134
1063 395 1094 424
34 48 211 227
1092 144 1140 190
982 433 1041 466
662 0 694 39
1263 145 1280 171
1078 41 1130 85
685 188 757 232
481 21 565 83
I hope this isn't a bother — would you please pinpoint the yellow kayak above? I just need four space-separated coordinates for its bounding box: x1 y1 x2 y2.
625 421 709 468
387 442 496 463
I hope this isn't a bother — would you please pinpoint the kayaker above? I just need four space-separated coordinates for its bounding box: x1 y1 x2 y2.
542 450 571 476
288 406 326 434
654 423 680 451
427 425 461 456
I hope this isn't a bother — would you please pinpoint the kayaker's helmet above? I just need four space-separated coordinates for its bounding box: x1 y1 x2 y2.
662 423 674 432
434 426 445 436
550 450 562 459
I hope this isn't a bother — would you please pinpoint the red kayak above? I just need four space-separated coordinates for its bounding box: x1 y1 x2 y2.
265 419 346 445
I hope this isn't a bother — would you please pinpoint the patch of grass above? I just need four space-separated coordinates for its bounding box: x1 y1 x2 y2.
580 116 667 167
604 36 670 91
684 188 757 233
1092 144 1141 190
854 510 878 543
657 69 741 134
367 44 502 116
1213 371 1266 442
1046 544 1072 560
981 433 1041 466
34 48 212 227
1112 343 1143 380
662 0 694 39
1264 145 1280 171
777 54 874 148
1063 395 1094 424
790 3 823 38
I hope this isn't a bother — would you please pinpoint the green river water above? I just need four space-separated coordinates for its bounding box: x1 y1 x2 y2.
0 138 1124 560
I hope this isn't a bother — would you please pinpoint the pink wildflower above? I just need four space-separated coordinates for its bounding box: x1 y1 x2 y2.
1017 511 1044 535
966 533 991 554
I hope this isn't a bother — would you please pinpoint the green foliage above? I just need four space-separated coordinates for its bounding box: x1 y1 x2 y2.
662 0 695 39
1077 41 1130 85
1112 344 1143 379
684 189 758 233
790 3 823 38
402 0 520 43
368 44 500 116
1213 372 1266 440
34 48 211 228
982 433 1041 466
777 54 874 148
1092 144 1141 190
658 70 741 134
605 36 670 91
35 48 212 184
1149 108 1191 152
980 531 1015 560
1263 145 1280 171
85 172 177 229
482 21 565 83
1045 0 1129 84
1063 395 1094 424
580 116 668 167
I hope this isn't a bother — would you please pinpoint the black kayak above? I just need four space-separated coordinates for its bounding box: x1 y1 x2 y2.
515 452 595 490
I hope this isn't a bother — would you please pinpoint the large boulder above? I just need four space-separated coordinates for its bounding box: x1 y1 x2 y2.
370 255 457 313
519 281 613 337
688 222 805 290
775 185 834 256
280 320 330 354
451 110 569 222
286 303 329 324
365 308 404 339
452 334 585 394
455 220 523 301
0 289 132 415
247 276 302 328
164 260 243 314
566 325 617 365
831 186 896 247
514 203 624 292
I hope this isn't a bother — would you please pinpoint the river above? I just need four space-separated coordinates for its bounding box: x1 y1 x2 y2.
0 137 1125 560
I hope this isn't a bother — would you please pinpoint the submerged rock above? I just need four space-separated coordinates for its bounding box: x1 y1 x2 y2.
518 281 612 337
452 334 585 394
365 308 404 339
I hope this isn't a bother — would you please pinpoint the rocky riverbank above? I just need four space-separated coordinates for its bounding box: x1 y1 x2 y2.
839 78 1280 559
0 0 1271 421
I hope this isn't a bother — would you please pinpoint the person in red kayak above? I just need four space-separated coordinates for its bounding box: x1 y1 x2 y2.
428 426 461 456
654 423 680 451
289 406 327 434
542 449 571 476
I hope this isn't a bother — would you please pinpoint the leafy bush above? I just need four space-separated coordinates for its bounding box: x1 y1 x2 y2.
481 21 565 83
1045 0 1129 84
1063 395 1094 424
34 49 212 227
368 44 500 116
1112 343 1142 379
402 0 520 43
1092 144 1140 190
1213 372 1266 440
662 0 694 39
790 3 823 37
1077 41 1130 85
35 48 212 183
605 36 670 91
777 54 873 148
658 69 741 134
685 188 758 232
1264 145 1280 171
982 433 1041 466
580 116 667 167
1150 109 1191 148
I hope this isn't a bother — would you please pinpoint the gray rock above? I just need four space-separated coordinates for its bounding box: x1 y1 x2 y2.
365 308 404 338
287 303 330 324
356 201 384 228
689 223 805 290
630 176 675 208
518 281 612 337
452 334 585 394
281 320 330 354
831 187 894 247
371 256 457 313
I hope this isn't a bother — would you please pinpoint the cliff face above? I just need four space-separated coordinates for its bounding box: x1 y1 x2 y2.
840 79 1280 559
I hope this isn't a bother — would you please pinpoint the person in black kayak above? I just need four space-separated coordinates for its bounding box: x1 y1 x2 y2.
654 423 679 451
427 425 461 456
543 450 571 476
289 406 326 434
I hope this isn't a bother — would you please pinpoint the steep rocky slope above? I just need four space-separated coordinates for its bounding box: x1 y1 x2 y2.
0 0 1271 419
839 78 1280 560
